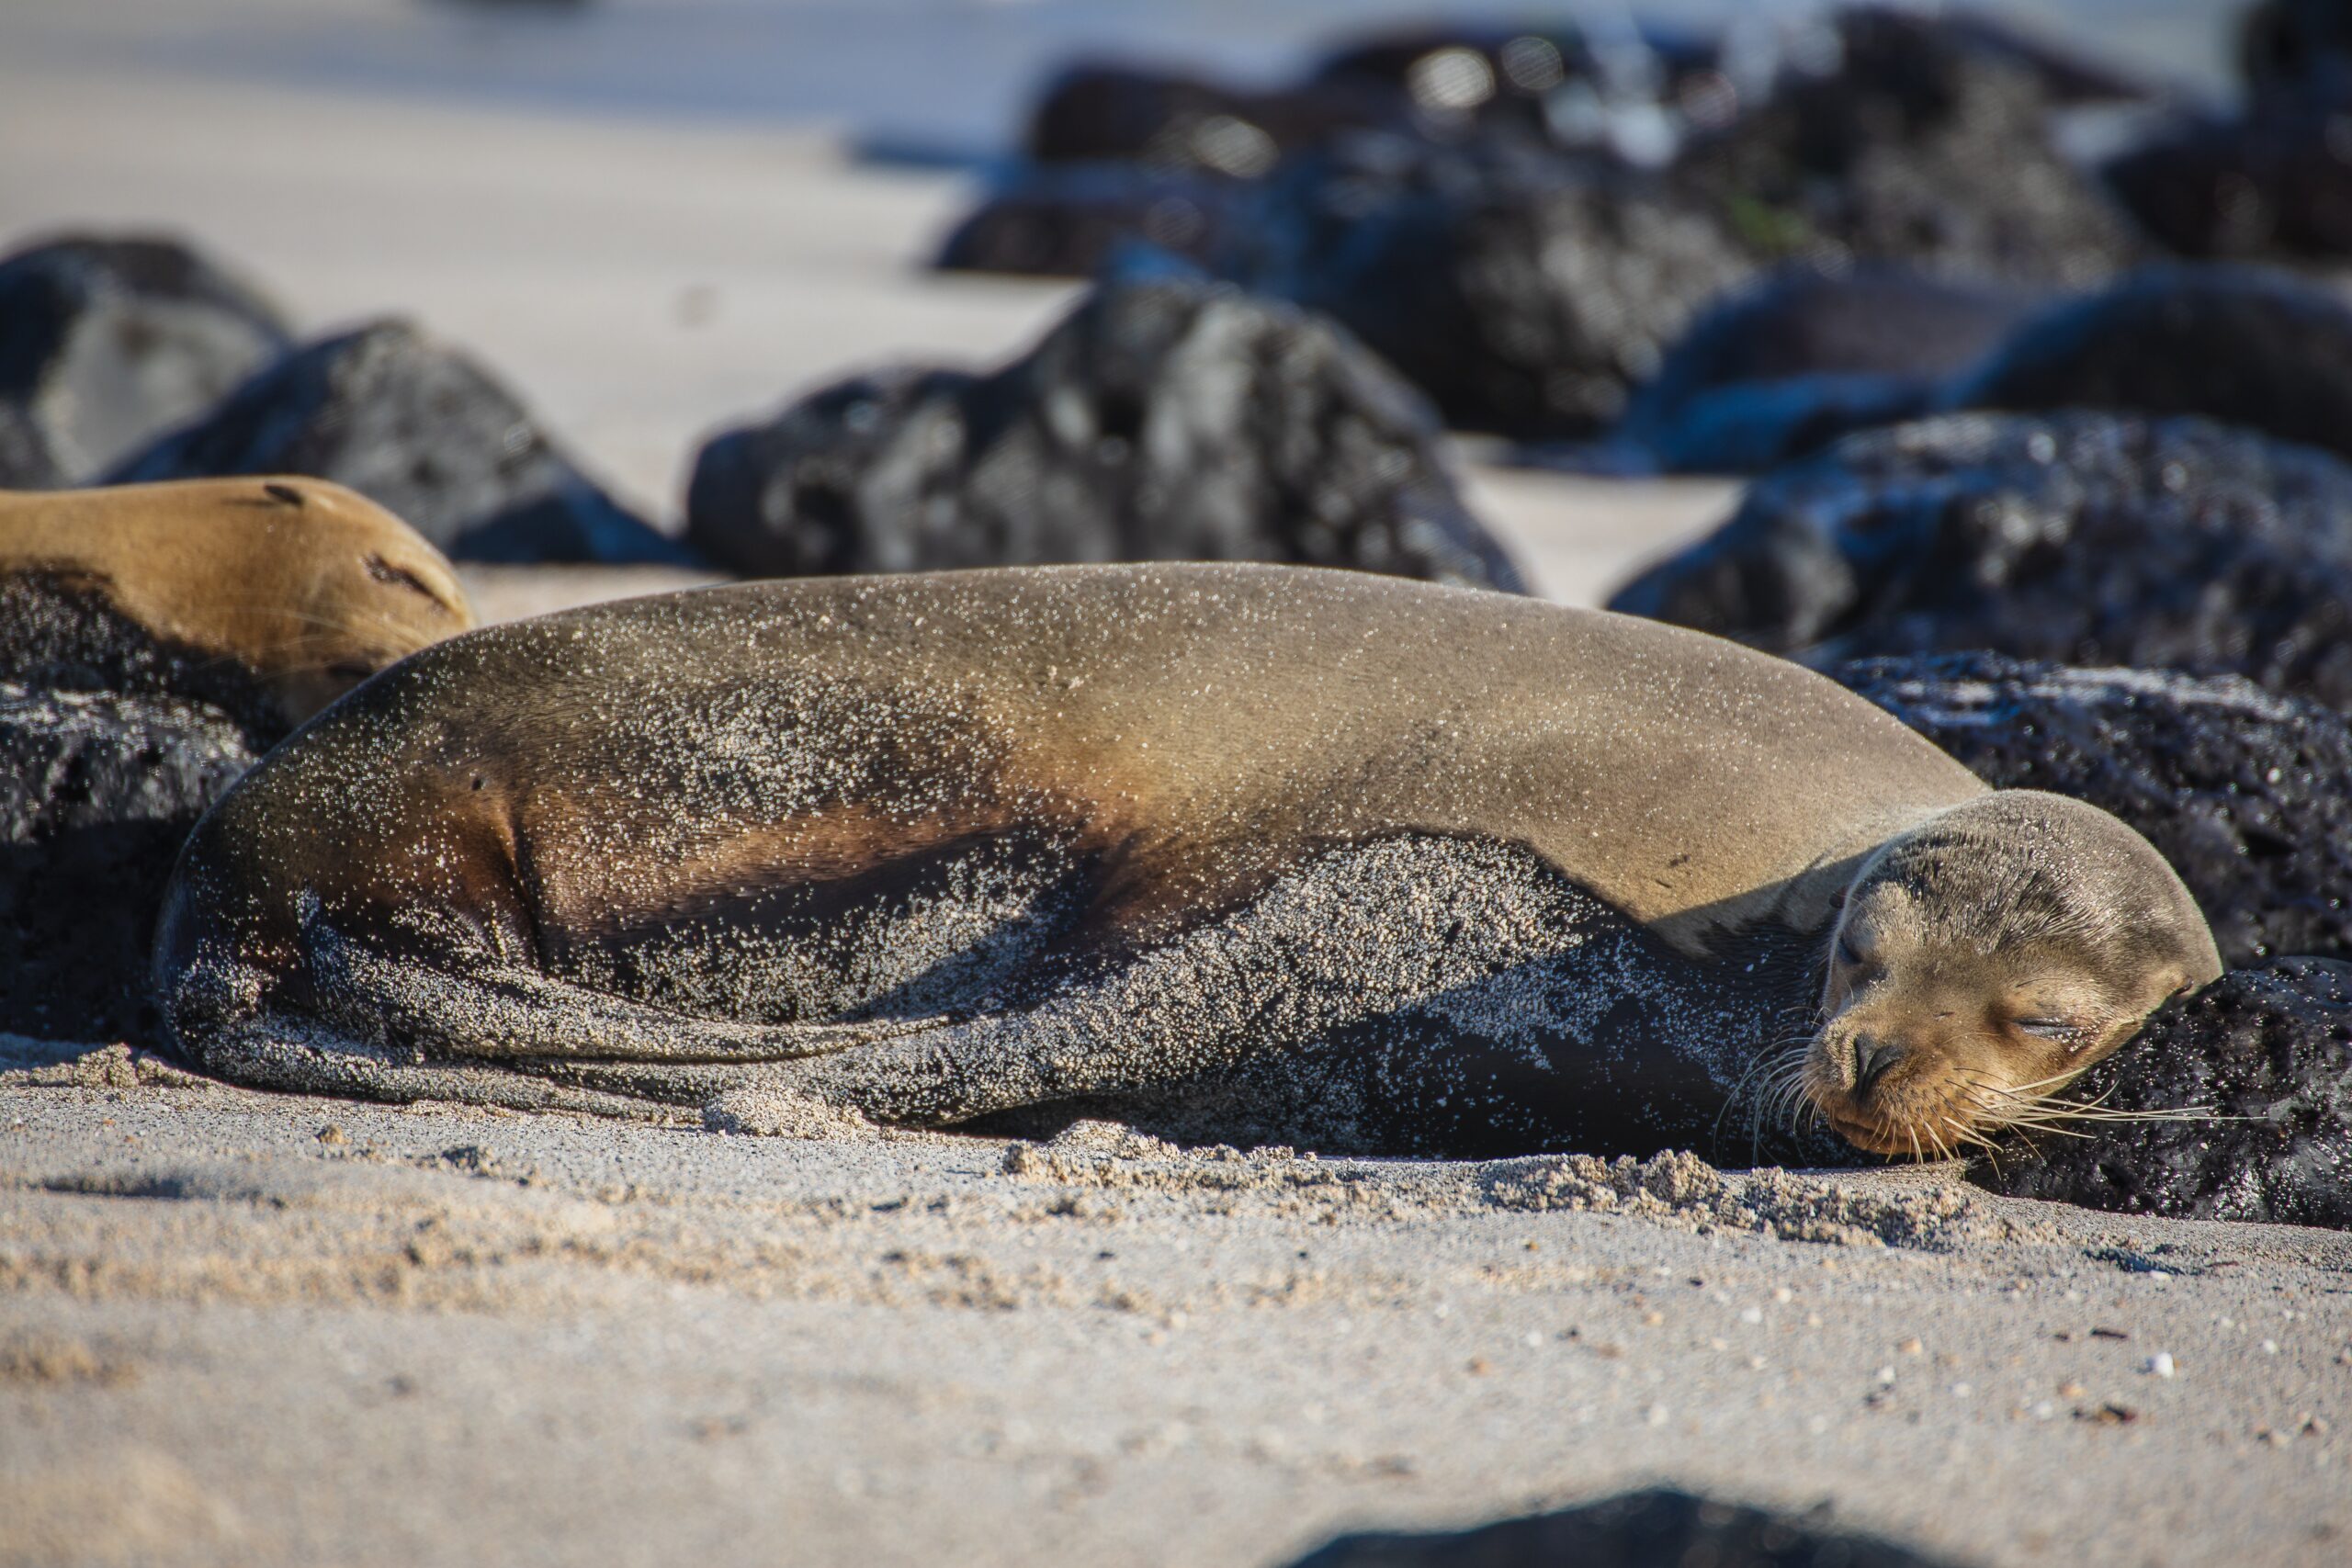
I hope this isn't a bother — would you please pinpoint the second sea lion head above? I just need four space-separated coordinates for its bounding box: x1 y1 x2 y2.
230 478 476 727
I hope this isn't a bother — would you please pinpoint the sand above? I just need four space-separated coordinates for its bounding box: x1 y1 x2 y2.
3 7 2346 1566
5 1056 2348 1568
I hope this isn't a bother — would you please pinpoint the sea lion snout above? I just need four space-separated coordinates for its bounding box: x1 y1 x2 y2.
1850 1034 1901 1093
1807 984 2011 1159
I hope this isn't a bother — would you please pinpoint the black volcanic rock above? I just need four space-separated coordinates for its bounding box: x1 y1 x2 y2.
1230 132 1757 437
1309 17 1724 157
2240 0 2352 99
0 570 288 743
109 318 693 565
1285 1488 1960 1568
1836 656 2352 968
2103 105 2352 263
944 11 2132 439
1019 22 1720 186
686 276 1521 591
1975 960 2352 1230
1225 11 2131 441
2100 0 2352 265
935 165 1246 278
1946 267 2352 464
1023 61 1400 178
0 234 291 487
1615 265 2038 472
1670 6 2142 289
1609 413 2352 709
0 682 259 1043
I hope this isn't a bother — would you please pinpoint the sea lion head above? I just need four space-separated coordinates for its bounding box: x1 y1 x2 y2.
1804 790 2222 1159
3 476 475 730
226 479 476 728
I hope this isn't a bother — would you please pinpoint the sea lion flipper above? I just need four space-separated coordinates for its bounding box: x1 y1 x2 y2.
308 922 947 1066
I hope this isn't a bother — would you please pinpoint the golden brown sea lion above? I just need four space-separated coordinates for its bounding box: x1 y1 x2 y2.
151 564 2220 1158
1 477 473 734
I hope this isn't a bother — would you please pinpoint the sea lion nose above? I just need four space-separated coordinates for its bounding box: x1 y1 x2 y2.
1852 1035 1903 1094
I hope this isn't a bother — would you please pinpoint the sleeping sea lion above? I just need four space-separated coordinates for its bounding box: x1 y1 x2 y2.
151 565 2221 1158
1 476 474 736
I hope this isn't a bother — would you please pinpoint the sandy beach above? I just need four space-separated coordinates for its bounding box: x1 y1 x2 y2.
3 5 2346 1565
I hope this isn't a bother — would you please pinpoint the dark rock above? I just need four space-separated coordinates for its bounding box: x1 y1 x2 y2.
2102 106 2352 263
0 570 286 743
0 682 259 1043
1019 23 1722 185
0 405 62 490
1835 656 2352 967
1615 372 1938 475
108 318 694 565
1975 959 2352 1230
1931 10 2156 105
1615 265 2039 471
1223 10 2132 441
1023 61 1400 178
2240 0 2352 100
1310 18 1724 159
1230 132 1757 437
1946 267 2352 463
1283 1487 1960 1568
1609 413 2352 709
947 12 2130 438
0 234 291 486
934 165 1246 278
686 276 1521 591
1671 6 2143 289
2101 0 2352 265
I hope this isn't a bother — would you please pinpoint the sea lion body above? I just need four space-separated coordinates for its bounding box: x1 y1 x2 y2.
1 477 474 736
153 564 2216 1157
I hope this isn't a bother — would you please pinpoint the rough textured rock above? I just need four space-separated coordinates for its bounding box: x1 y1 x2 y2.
686 277 1521 591
2100 0 2352 265
0 683 259 1043
0 570 287 742
108 318 692 565
1224 12 2130 440
1307 17 1724 160
2239 0 2352 99
1835 656 2352 968
1614 265 2037 472
947 12 2131 439
1285 1488 1961 1568
1019 22 1719 183
1229 132 1757 438
0 234 291 487
1946 267 2352 465
1609 413 2352 710
1670 6 2142 288
934 165 1244 278
1976 960 2352 1231
1022 61 1398 178
2103 105 2352 263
